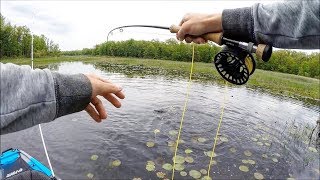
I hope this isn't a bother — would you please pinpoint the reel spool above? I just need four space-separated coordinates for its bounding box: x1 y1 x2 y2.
214 45 256 85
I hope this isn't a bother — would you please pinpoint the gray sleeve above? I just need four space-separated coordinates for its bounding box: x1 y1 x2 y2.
222 1 320 49
0 63 92 134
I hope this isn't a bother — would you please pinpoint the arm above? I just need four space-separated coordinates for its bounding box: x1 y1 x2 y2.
0 63 124 135
223 1 320 49
177 1 320 49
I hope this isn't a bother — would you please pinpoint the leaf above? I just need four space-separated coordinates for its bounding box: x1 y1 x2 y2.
87 173 94 179
146 141 155 148
244 150 252 157
247 160 256 165
162 163 173 171
180 171 187 176
201 176 212 180
198 137 207 143
154 129 160 134
254 172 264 180
265 142 271 146
257 142 264 146
229 147 236 153
112 160 121 167
189 170 202 179
174 163 185 171
239 165 249 172
146 164 155 171
90 155 98 161
169 130 178 136
308 147 318 153
185 149 193 154
132 177 142 180
147 161 155 166
200 169 207 174
168 141 175 147
185 156 194 163
262 154 268 158
204 151 217 158
156 172 166 178
272 158 278 163
251 137 258 142
242 160 249 164
172 155 185 164
220 136 229 142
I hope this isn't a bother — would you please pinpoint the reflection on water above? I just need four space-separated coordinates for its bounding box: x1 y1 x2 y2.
1 62 319 180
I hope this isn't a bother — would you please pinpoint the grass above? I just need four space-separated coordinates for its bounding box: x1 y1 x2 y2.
1 56 319 104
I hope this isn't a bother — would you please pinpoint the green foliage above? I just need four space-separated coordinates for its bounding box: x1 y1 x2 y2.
0 14 60 59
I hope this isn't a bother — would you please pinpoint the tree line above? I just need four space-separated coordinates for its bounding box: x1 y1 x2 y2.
63 39 319 78
0 14 60 58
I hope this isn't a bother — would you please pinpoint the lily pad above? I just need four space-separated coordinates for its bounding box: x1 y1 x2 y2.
229 147 236 153
154 129 160 134
87 173 94 179
173 155 185 164
132 178 142 180
247 160 256 165
146 164 155 171
242 159 249 164
198 137 207 143
180 171 187 176
308 147 318 153
287 178 295 180
254 172 264 180
201 176 212 180
244 150 252 157
251 137 258 142
220 136 229 142
156 172 165 178
204 151 217 158
174 163 185 171
146 141 155 148
200 169 207 174
272 158 278 163
178 139 185 144
265 142 271 146
185 149 193 154
262 136 269 141
262 154 268 158
169 130 178 136
210 160 217 165
185 156 194 163
112 160 121 167
239 165 249 172
168 141 175 147
147 161 155 166
257 142 264 146
273 153 281 157
162 163 173 171
189 170 202 179
90 155 98 161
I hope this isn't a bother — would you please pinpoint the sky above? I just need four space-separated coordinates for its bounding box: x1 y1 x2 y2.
1 0 297 51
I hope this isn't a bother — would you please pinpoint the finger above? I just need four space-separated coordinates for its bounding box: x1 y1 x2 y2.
177 26 188 41
97 81 122 95
179 13 190 26
91 97 107 119
193 37 206 44
85 104 101 123
185 36 193 43
103 93 122 108
115 91 125 99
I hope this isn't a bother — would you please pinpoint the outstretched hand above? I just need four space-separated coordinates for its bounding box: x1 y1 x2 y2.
176 13 223 44
85 74 125 123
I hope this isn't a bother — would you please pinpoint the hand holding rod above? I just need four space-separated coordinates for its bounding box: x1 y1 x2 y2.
169 25 272 62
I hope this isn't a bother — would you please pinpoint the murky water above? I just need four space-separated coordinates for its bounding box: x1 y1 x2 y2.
1 62 319 180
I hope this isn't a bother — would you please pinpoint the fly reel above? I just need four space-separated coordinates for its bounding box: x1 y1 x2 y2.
214 45 256 85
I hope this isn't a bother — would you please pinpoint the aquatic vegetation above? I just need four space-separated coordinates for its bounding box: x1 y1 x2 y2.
257 142 264 146
287 178 295 180
247 160 256 165
273 153 281 157
185 149 193 154
156 172 166 178
251 137 258 142
272 158 278 163
132 177 142 180
204 151 217 158
112 160 121 167
200 169 207 174
180 171 187 176
244 150 252 157
220 136 229 142
265 142 271 146
185 156 194 163
146 163 155 171
242 160 249 164
189 170 202 179
174 163 185 171
90 155 98 161
198 137 207 143
169 130 178 136
146 141 155 148
239 165 249 172
87 173 94 179
147 161 155 166
201 176 212 180
262 154 268 158
172 155 185 164
229 147 237 153
308 146 318 153
168 141 175 147
254 172 264 180
162 163 173 171
154 129 160 134
210 160 217 165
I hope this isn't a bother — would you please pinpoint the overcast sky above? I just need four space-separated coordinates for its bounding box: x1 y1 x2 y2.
2 0 283 51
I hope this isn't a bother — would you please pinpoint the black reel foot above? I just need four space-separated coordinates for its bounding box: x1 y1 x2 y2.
214 46 256 85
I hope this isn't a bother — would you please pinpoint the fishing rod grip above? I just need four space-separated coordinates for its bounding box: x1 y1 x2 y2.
256 44 272 62
169 25 223 45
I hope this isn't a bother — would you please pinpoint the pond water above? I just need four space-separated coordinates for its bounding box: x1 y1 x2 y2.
1 62 319 180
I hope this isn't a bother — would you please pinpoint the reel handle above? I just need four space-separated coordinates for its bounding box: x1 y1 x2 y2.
256 44 272 62
169 24 223 45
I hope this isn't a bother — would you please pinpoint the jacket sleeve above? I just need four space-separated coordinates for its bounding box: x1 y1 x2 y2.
222 1 320 49
0 63 92 135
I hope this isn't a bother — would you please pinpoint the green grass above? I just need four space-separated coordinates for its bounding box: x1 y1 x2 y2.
1 56 319 104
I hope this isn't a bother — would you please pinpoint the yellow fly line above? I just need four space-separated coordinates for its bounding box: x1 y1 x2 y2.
171 43 228 180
